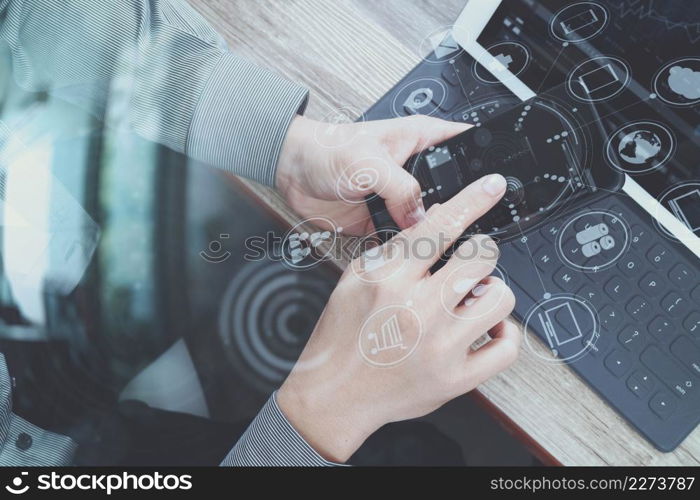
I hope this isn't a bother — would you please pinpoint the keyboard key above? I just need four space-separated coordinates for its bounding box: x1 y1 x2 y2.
641 346 696 399
639 272 664 297
599 305 624 331
533 246 557 271
605 349 633 377
648 316 674 340
604 276 632 301
441 64 462 87
682 312 700 338
649 392 677 420
509 235 536 256
668 263 695 290
617 254 642 277
539 224 561 244
692 285 700 303
583 330 611 357
629 224 651 252
577 284 602 306
619 325 644 352
626 296 653 321
647 244 673 270
553 266 582 291
671 336 700 377
627 370 654 397
661 292 690 318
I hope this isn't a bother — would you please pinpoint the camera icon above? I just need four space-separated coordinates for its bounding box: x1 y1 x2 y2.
5 472 29 495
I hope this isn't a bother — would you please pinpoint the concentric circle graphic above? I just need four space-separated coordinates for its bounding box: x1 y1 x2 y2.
605 121 676 175
522 293 600 365
219 260 334 393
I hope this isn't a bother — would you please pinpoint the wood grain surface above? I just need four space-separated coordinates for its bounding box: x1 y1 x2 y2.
187 0 700 466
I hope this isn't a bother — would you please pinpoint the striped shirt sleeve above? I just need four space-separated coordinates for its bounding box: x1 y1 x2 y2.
0 0 308 186
220 392 340 467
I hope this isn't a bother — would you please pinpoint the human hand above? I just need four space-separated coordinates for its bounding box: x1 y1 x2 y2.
276 174 521 463
276 115 469 235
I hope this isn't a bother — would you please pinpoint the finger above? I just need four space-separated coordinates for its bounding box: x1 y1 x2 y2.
432 235 499 308
378 161 426 230
462 319 522 388
398 115 471 155
402 174 507 274
450 277 516 344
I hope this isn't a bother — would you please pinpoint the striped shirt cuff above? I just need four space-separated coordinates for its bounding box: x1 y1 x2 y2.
186 53 309 187
220 392 340 467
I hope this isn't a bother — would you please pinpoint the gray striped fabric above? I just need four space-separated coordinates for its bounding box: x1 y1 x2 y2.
0 0 308 186
221 393 337 467
0 0 331 466
0 354 76 466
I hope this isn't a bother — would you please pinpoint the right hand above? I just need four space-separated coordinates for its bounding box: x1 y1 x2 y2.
277 174 521 463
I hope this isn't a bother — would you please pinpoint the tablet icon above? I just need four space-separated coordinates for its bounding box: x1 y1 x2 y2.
5 472 29 495
550 2 609 43
538 302 583 352
567 56 630 102
669 188 700 233
523 294 599 364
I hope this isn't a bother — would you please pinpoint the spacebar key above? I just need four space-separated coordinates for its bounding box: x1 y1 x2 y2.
641 346 697 399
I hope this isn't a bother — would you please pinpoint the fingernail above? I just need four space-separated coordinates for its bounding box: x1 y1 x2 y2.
464 298 477 307
482 174 507 197
471 283 489 297
408 205 426 225
453 278 475 294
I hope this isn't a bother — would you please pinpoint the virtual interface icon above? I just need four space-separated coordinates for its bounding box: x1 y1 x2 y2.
538 302 584 349
668 188 700 233
367 314 407 356
576 223 615 258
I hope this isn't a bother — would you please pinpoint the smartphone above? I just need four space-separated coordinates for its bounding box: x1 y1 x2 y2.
368 93 624 241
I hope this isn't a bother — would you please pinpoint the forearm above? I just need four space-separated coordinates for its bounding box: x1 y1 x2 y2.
220 392 341 467
0 0 308 185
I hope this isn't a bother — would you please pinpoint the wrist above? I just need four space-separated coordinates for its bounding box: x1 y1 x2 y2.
276 115 314 192
277 377 379 463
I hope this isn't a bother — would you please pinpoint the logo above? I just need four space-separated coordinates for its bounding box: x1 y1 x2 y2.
6 472 29 495
200 234 231 263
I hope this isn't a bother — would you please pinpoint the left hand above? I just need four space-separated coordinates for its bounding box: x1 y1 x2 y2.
276 114 469 235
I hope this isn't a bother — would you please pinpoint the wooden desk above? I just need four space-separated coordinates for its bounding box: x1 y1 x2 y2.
188 0 700 466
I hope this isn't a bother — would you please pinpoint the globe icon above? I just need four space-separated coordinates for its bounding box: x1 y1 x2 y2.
617 130 662 165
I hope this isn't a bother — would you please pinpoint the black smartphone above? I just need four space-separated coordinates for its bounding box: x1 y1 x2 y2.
368 90 625 241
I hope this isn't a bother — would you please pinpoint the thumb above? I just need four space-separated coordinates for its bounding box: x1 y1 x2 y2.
375 159 425 230
403 115 471 155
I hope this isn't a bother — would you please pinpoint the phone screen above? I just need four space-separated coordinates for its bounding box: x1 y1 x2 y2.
407 95 605 240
